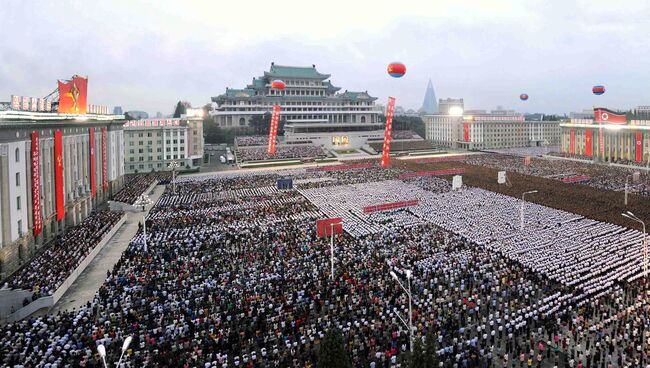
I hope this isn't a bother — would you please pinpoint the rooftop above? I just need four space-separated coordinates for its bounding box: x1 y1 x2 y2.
264 64 330 80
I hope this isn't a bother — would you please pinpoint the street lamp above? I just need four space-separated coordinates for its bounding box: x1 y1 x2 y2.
168 160 180 194
520 190 538 231
97 336 132 368
389 269 414 352
329 222 342 280
625 174 633 206
134 194 153 252
622 211 647 279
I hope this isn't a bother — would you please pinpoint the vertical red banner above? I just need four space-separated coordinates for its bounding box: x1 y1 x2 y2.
463 123 470 142
102 127 107 190
267 105 281 155
54 130 65 221
585 129 593 157
89 128 96 197
569 128 576 154
31 132 42 236
380 97 396 167
636 131 643 162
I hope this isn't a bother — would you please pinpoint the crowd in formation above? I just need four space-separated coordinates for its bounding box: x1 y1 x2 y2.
550 152 650 170
1 164 648 368
112 172 172 204
236 145 327 162
3 211 125 303
465 154 650 196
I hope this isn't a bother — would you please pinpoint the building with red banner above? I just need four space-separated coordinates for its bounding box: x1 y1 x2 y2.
211 63 384 149
0 110 125 277
560 108 650 164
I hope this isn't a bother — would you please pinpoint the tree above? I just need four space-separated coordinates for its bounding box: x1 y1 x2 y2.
381 115 426 138
410 338 427 368
249 112 272 135
424 332 439 368
172 101 187 118
317 329 352 368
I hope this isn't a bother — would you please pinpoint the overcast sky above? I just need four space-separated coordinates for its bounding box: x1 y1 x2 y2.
1 0 649 115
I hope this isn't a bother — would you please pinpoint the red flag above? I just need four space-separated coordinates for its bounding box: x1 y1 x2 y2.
594 108 626 124
636 132 643 162
380 97 396 167
89 128 96 197
316 218 343 237
31 132 42 236
54 130 65 221
585 129 593 157
57 76 88 114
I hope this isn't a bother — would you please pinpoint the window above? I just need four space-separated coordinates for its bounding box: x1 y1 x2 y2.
15 172 20 186
16 196 21 210
17 220 22 236
15 148 20 162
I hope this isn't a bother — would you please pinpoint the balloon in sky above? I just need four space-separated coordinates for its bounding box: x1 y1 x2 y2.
520 94 529 101
271 80 286 90
592 85 605 95
387 62 406 78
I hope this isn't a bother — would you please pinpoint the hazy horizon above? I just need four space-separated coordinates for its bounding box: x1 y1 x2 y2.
1 0 649 116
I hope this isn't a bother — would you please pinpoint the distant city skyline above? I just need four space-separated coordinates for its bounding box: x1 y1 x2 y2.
1 0 650 115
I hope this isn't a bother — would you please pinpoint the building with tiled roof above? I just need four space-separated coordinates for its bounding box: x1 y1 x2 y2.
211 63 384 149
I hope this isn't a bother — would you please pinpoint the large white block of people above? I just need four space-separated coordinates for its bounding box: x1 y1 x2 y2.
1 154 648 368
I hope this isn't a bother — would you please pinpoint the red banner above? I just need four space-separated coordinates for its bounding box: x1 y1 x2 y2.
267 105 281 155
636 131 643 162
363 200 419 213
102 128 107 190
585 129 593 157
89 128 96 197
399 168 464 179
561 175 590 183
54 130 65 221
463 123 470 142
57 75 88 114
594 108 626 124
569 129 576 154
380 97 396 167
31 132 42 236
316 218 343 237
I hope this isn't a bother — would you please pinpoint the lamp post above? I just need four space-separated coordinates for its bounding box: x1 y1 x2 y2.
622 211 647 279
329 222 342 280
134 194 153 252
97 336 132 368
520 190 538 231
625 174 633 206
168 160 180 195
389 269 414 352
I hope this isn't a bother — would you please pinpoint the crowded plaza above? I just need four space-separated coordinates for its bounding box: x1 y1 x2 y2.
1 161 648 368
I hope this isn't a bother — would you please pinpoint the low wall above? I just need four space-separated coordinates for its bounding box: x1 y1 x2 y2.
1 214 127 322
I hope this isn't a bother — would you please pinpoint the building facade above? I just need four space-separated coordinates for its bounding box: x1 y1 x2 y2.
123 116 204 174
560 108 650 163
424 104 560 150
0 110 125 277
211 63 384 149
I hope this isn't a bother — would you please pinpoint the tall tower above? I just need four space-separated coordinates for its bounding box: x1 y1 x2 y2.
420 79 438 114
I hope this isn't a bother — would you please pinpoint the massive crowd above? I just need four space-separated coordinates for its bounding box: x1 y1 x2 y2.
235 136 269 147
236 145 327 162
3 211 124 301
1 167 648 368
465 154 650 196
112 172 172 205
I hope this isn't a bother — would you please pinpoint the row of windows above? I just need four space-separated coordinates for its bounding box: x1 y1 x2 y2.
129 139 184 146
220 101 374 107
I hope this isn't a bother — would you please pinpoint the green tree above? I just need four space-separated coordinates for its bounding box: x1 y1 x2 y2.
317 329 352 368
410 338 427 368
381 115 426 138
249 112 272 135
172 101 187 118
424 333 439 368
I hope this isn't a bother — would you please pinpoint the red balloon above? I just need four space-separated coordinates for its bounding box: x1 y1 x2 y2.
271 80 286 90
387 62 406 78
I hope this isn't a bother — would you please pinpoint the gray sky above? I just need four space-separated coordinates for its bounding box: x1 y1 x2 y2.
1 0 649 115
